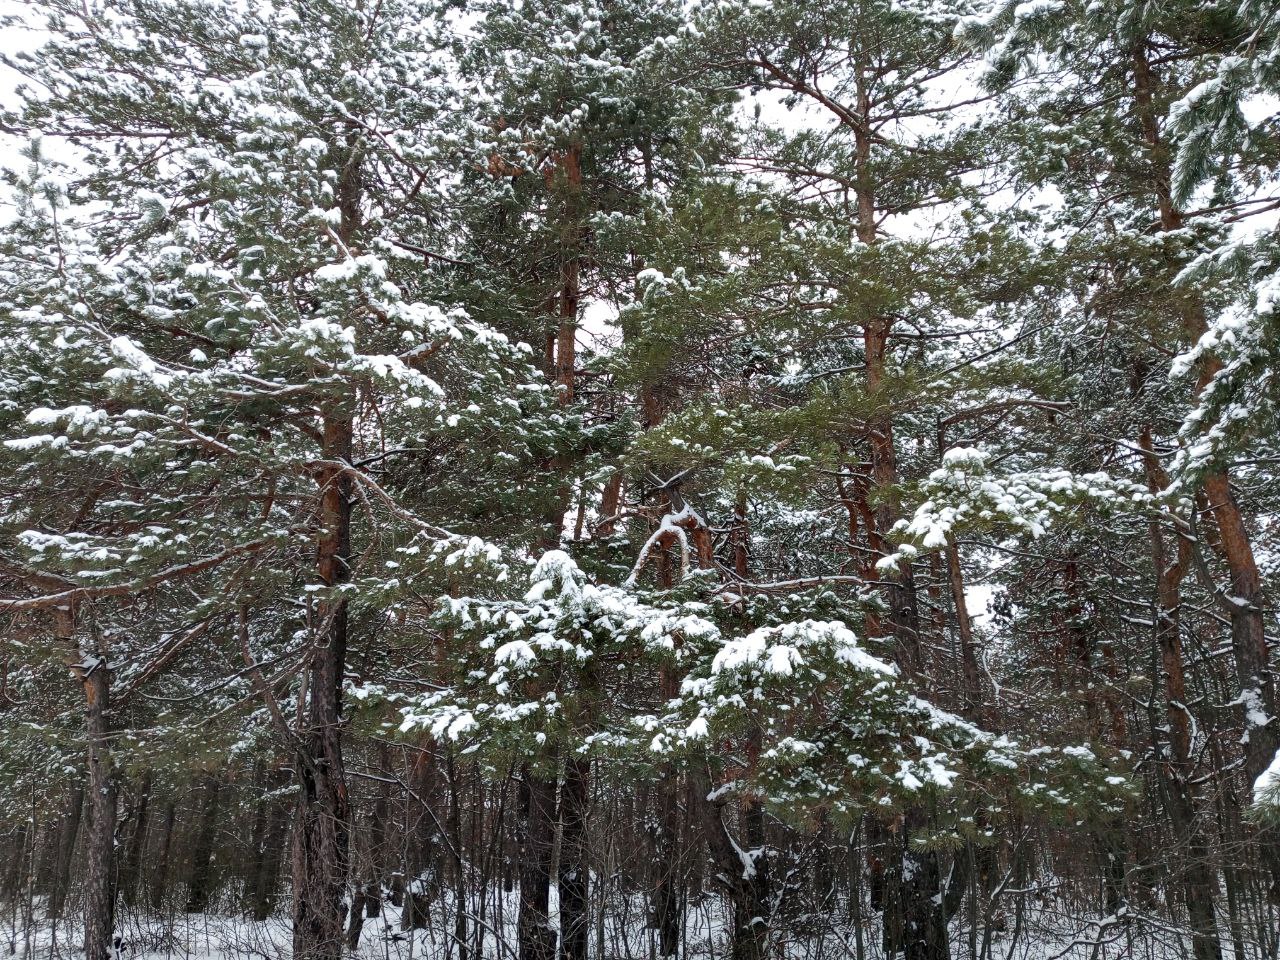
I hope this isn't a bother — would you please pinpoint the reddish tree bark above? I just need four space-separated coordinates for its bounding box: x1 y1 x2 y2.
291 414 354 960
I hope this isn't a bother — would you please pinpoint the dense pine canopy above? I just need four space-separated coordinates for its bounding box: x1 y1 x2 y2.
0 1 1278 959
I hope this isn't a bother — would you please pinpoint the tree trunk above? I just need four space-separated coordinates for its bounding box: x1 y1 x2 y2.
45 782 84 922
81 632 118 960
648 480 690 958
1131 40 1280 897
875 490 948 960
878 811 948 960
149 799 176 912
346 752 391 950
559 755 590 960
2 824 28 901
596 471 622 537
652 663 683 959
538 141 583 549
345 747 390 947
518 763 557 960
369 740 392 902
345 889 367 951
945 538 981 717
244 764 270 914
402 742 438 930
447 750 469 960
554 146 579 410
292 413 354 960
251 786 289 922
692 764 770 960
864 320 946 960
1140 427 1222 960
186 774 222 913
1202 472 1279 786
119 771 152 908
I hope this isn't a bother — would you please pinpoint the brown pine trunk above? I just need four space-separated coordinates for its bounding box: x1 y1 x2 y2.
540 144 595 960
647 441 692 957
731 490 750 579
366 741 392 913
81 627 118 960
446 750 469 960
539 142 583 549
344 802 381 950
1139 428 1223 960
1131 42 1280 895
2 825 28 901
559 755 590 960
345 887 368 951
555 144 579 410
518 763 557 960
596 471 622 537
292 413 354 960
899 814 948 960
1202 472 1279 787
291 131 363 960
637 376 685 957
346 750 391 949
854 67 945 955
50 604 117 958
402 741 439 929
691 763 770 960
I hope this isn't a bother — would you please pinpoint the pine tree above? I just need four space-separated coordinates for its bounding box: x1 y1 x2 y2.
0 1 555 956
0 0 1278 957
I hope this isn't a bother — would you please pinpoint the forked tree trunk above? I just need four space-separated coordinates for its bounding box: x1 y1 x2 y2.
648 440 686 959
692 764 770 960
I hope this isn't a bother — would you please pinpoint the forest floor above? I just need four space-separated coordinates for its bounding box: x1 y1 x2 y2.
2 896 1210 960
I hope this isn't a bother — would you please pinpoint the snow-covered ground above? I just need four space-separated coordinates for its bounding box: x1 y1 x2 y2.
1 890 1237 960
